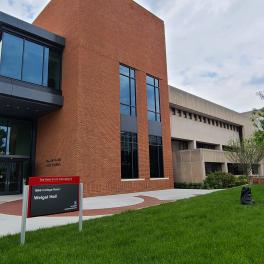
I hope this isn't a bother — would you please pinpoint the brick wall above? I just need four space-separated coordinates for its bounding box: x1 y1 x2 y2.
34 0 173 196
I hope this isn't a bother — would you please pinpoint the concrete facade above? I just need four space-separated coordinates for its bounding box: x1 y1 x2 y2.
170 86 264 183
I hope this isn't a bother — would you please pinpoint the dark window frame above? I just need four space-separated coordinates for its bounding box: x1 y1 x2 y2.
149 135 164 178
0 117 33 156
120 64 137 117
120 131 139 179
197 142 217 150
0 30 62 90
146 75 161 122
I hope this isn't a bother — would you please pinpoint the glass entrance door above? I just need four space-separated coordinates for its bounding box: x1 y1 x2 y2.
0 161 23 195
0 163 8 193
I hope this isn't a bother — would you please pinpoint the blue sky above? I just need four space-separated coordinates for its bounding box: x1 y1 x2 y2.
0 0 263 112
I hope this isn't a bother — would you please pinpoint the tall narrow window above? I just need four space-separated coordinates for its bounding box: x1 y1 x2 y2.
0 119 7 155
147 75 161 122
120 64 136 116
43 48 62 90
0 32 2 64
149 135 164 178
121 131 138 179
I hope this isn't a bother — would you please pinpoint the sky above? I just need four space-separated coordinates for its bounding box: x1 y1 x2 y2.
0 0 263 112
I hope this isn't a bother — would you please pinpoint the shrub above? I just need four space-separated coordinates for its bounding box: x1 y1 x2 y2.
174 182 204 189
175 174 248 190
235 176 248 186
204 171 248 189
204 171 235 189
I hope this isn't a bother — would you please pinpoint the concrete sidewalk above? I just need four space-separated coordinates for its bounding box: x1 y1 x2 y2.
0 189 218 237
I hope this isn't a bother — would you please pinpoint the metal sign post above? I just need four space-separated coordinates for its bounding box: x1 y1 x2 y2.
79 183 83 232
20 185 29 245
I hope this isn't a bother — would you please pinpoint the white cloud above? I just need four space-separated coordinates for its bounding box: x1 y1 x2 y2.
0 0 263 112
0 0 49 22
135 0 264 112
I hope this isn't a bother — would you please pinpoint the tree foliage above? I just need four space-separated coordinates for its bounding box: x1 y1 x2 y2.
226 138 264 180
252 92 264 144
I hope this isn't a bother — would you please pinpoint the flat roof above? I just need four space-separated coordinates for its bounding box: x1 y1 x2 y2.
0 11 65 47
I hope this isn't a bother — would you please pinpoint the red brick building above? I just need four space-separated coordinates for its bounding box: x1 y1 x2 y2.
0 0 173 196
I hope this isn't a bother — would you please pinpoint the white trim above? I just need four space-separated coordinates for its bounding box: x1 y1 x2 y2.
150 177 169 181
121 178 145 182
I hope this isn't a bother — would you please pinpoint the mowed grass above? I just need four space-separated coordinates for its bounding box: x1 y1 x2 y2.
1 186 264 264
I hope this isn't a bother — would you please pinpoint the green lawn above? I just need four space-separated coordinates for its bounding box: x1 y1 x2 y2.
1 186 264 264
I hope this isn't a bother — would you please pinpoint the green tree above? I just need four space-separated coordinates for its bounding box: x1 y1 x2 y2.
252 92 264 144
226 138 264 181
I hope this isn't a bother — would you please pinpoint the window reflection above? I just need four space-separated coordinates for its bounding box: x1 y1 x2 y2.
0 33 23 80
0 119 32 156
22 40 44 85
121 131 138 179
120 64 136 117
149 135 164 178
0 120 7 155
0 32 62 90
146 75 161 122
0 33 2 65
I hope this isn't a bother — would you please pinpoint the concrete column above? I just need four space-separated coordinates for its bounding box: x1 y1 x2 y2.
189 140 196 150
216 144 222 150
260 162 264 177
222 163 228 173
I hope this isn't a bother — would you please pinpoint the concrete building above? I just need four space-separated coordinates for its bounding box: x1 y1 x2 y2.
169 86 264 184
0 0 173 196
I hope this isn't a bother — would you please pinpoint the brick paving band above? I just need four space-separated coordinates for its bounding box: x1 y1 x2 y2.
0 195 172 217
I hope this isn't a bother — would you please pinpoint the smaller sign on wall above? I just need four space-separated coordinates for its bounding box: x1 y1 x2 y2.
28 176 80 218
46 158 62 168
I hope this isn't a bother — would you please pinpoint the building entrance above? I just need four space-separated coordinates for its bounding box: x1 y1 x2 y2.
0 159 24 194
0 118 33 195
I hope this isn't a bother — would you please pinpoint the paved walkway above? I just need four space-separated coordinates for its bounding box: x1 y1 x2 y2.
0 189 217 237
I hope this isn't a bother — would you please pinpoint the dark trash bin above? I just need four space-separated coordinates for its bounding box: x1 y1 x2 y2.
240 186 255 205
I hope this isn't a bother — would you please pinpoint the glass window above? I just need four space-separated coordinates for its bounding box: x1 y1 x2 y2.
0 119 7 155
197 142 216 150
228 163 244 175
252 164 259 175
130 79 136 107
173 139 189 151
7 120 32 156
120 64 129 76
146 75 154 85
43 47 49 86
120 75 130 105
0 33 23 80
148 111 156 121
46 49 61 90
120 64 136 117
0 32 62 90
130 69 135 79
205 162 223 175
121 131 138 179
147 85 155 111
149 135 164 178
146 75 161 122
0 33 2 64
120 105 130 115
22 40 44 85
0 118 32 156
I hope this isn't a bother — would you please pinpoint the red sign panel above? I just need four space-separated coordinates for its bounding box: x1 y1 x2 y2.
27 176 80 218
28 176 80 186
